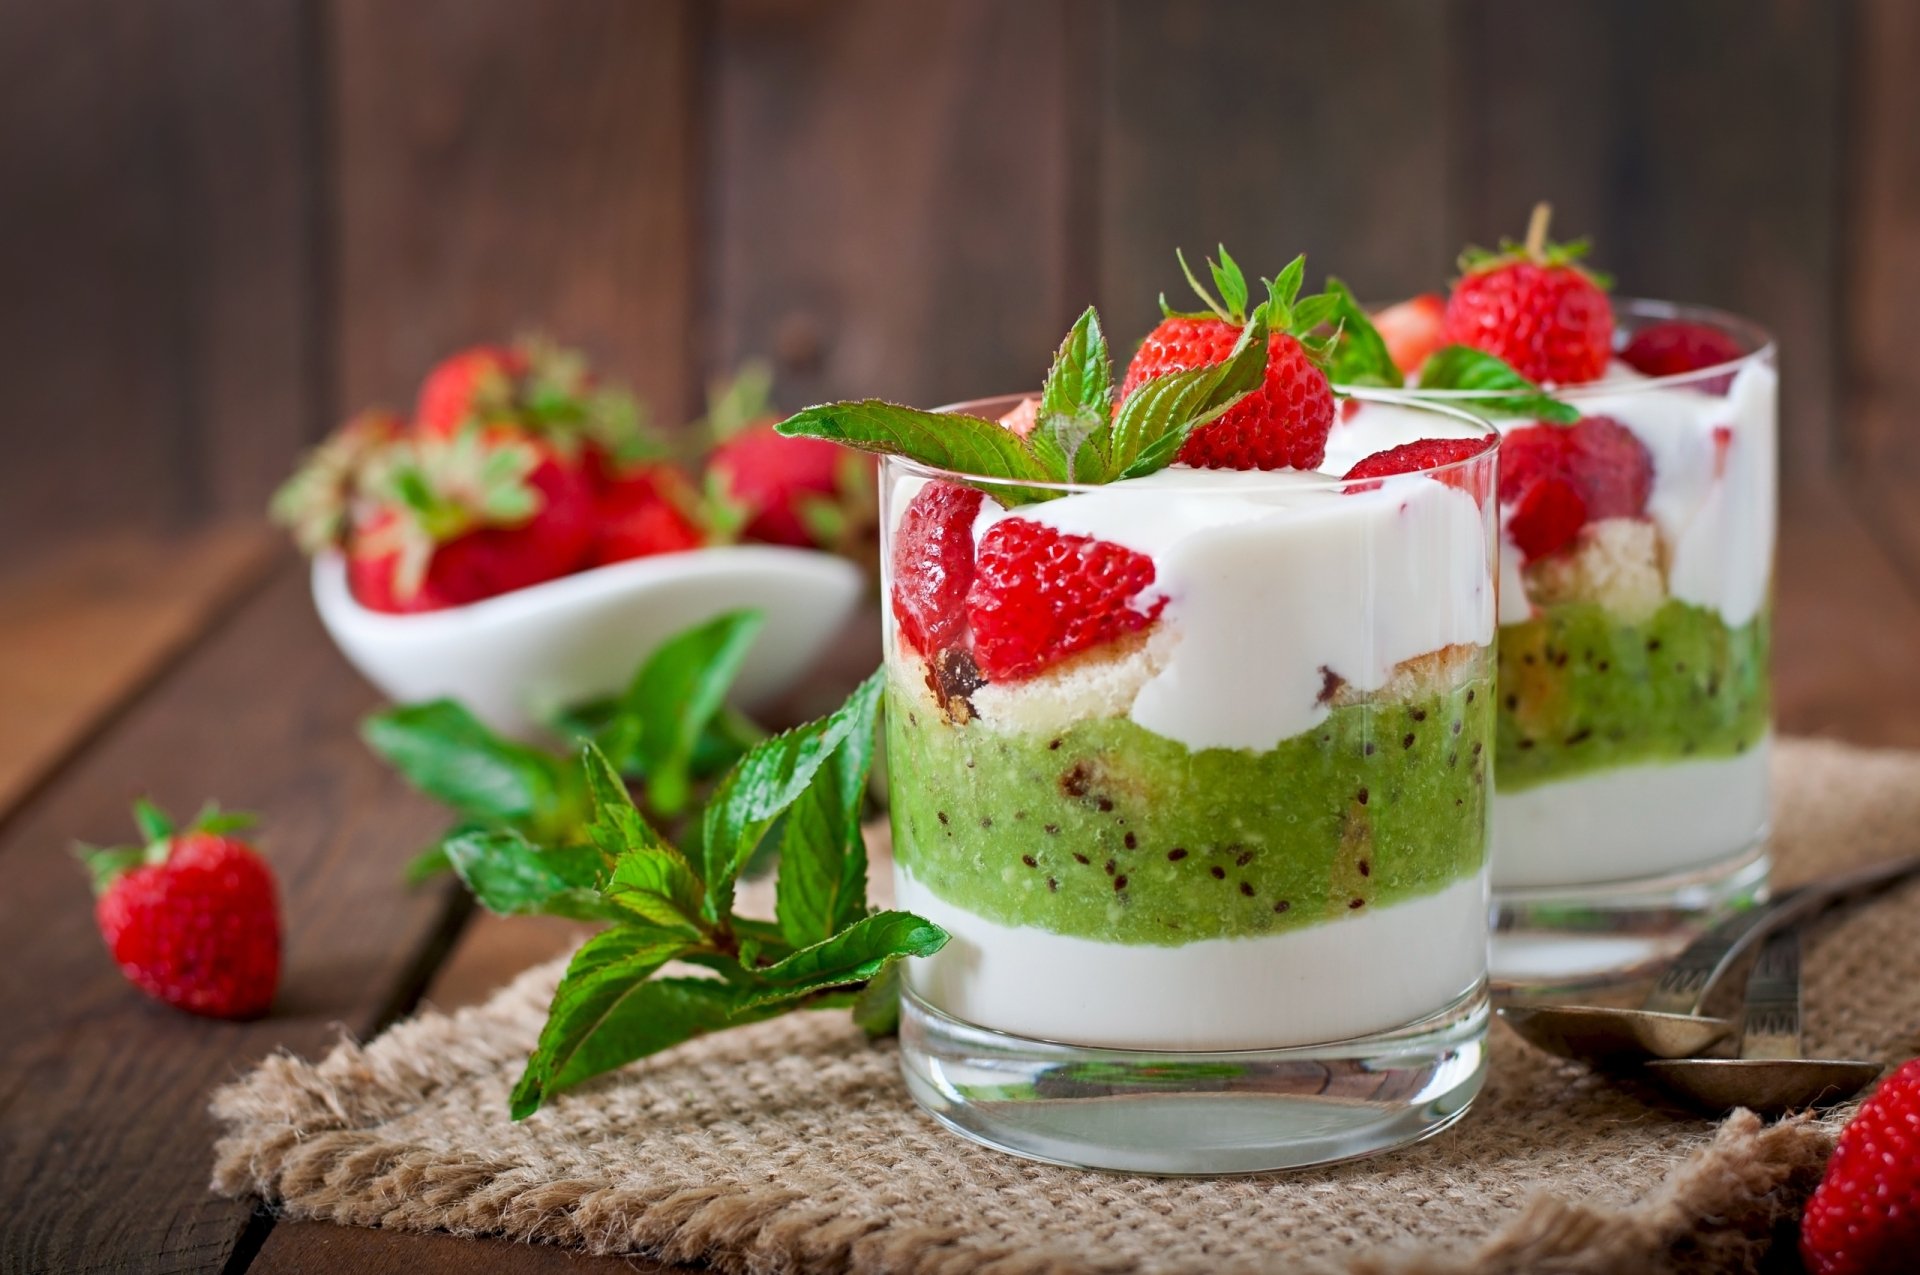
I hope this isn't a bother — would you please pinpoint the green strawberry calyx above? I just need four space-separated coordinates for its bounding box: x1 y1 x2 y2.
75 798 257 895
357 427 547 597
1162 247 1338 347
269 410 405 554
1457 201 1613 289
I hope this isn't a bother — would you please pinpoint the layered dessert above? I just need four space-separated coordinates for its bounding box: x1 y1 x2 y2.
1344 206 1775 899
780 255 1499 1055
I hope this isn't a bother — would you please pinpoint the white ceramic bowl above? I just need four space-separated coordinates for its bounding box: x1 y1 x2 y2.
312 546 866 739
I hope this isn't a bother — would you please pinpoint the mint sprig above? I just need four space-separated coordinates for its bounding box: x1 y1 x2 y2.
1415 345 1581 424
1319 278 1403 389
504 668 948 1119
369 609 769 884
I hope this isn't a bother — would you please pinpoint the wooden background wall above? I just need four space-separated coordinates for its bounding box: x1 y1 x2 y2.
2 0 1912 573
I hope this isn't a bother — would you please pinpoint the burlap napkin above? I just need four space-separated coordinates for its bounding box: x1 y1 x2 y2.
210 738 1920 1274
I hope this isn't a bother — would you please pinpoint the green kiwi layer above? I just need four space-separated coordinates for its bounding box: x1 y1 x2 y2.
885 671 1492 947
1495 599 1770 791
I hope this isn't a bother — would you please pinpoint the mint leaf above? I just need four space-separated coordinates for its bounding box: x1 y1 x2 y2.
363 701 577 834
774 402 1051 502
851 958 903 1036
738 910 948 1010
608 610 764 816
1210 247 1248 322
509 929 714 1118
580 741 706 935
580 742 679 862
1095 309 1268 481
698 669 885 923
1417 345 1580 423
403 839 455 884
442 829 621 921
1040 307 1111 425
1320 278 1402 389
773 719 877 948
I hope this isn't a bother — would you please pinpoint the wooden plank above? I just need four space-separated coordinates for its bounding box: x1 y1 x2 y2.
0 527 279 822
1448 0 1845 480
330 0 701 426
253 1220 689 1274
1101 0 1452 351
708 0 1083 408
0 0 320 558
0 566 465 1274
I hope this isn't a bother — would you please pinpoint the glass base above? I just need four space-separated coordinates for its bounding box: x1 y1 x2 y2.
1491 844 1770 997
897 985 1489 1175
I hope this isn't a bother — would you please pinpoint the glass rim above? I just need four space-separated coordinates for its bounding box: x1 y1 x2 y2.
1342 296 1777 400
901 390 1499 495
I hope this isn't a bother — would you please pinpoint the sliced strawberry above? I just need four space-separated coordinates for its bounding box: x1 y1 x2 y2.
1498 415 1652 560
1371 293 1447 375
891 481 986 657
1121 318 1334 470
1620 320 1744 393
591 465 705 566
965 519 1163 680
1342 436 1494 495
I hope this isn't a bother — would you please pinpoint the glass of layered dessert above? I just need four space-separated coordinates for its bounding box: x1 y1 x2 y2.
779 257 1499 1172
1343 206 1776 988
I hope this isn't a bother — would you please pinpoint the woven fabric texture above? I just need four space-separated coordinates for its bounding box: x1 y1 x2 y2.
210 738 1920 1273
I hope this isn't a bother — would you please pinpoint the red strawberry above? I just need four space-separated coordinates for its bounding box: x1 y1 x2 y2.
1621 320 1744 393
346 428 596 612
1342 436 1494 495
1497 416 1652 560
416 345 526 437
1120 249 1336 471
1800 1056 1920 1275
269 409 404 553
891 481 986 657
1444 203 1614 385
79 801 280 1019
708 424 854 548
591 465 705 566
965 519 1164 680
1372 294 1448 376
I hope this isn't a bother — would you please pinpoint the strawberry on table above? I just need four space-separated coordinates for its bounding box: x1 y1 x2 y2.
1801 1056 1920 1275
1370 293 1448 377
966 519 1165 681
1444 203 1614 386
77 800 280 1020
1121 249 1337 471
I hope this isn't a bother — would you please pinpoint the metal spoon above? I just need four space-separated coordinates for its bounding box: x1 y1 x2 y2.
1643 928 1881 1114
1499 855 1920 1065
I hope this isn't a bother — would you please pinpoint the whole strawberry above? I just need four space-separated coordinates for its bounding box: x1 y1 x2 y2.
1370 293 1448 376
1444 203 1614 386
416 344 526 437
78 800 280 1019
1120 249 1336 471
702 365 870 550
591 464 706 566
346 426 596 612
1801 1057 1920 1275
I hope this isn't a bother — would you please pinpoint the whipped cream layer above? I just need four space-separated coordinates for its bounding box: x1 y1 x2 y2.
936 412 1494 752
898 867 1490 1050
1492 734 1771 888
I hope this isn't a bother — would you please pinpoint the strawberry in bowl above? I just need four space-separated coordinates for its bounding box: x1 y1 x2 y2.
273 340 865 738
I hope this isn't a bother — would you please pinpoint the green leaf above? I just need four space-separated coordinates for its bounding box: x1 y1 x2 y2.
612 610 765 816
1210 246 1249 322
1321 278 1403 389
773 715 878 948
442 829 621 921
737 910 948 1010
1095 309 1269 481
362 701 570 829
131 798 173 843
775 402 1050 502
75 843 147 895
580 742 677 860
1035 308 1112 483
402 840 454 885
698 670 885 924
604 847 707 937
187 804 258 836
1417 345 1580 423
509 929 716 1118
851 958 904 1036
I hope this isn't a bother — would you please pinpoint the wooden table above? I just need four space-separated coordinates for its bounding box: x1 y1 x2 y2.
4 481 1919 1274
